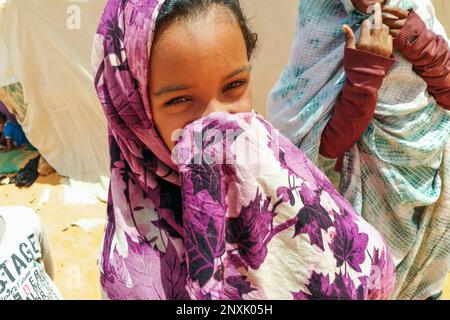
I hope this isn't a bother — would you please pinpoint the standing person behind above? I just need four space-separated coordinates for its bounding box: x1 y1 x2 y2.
268 0 450 300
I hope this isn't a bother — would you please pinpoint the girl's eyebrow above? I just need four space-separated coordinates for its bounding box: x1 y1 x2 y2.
154 84 192 97
224 65 252 80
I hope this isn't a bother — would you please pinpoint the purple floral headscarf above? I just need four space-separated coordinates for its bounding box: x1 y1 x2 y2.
93 0 395 300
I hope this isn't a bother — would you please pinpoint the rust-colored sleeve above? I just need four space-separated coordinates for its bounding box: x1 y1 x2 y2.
320 48 396 163
394 11 450 109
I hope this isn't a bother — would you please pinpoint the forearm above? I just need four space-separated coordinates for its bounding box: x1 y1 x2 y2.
320 48 396 159
394 12 450 109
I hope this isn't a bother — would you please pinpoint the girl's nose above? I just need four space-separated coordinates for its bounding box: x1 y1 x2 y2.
203 100 240 116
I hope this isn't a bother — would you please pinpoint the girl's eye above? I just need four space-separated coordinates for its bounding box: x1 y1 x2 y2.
165 97 190 106
224 80 247 91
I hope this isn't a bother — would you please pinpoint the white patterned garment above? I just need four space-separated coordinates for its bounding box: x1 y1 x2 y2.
268 0 450 299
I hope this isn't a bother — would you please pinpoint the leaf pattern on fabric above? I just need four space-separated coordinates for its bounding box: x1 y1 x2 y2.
161 241 191 300
158 179 183 224
292 271 365 300
294 186 334 251
277 187 296 206
226 191 275 269
185 218 226 288
276 184 334 250
295 204 333 250
102 234 167 300
226 276 258 297
187 162 223 203
367 247 396 300
330 214 369 273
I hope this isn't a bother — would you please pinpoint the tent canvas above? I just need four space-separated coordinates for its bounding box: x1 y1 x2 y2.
0 0 109 201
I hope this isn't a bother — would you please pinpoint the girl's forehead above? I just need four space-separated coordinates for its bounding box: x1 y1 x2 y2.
151 9 247 67
154 6 239 45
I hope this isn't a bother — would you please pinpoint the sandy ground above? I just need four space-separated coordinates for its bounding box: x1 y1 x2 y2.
0 172 448 300
444 277 450 300
0 173 105 300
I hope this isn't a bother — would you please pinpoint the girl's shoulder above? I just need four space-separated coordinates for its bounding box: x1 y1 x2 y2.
0 206 42 237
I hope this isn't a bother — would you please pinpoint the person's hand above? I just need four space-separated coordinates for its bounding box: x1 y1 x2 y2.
343 18 393 58
382 6 410 37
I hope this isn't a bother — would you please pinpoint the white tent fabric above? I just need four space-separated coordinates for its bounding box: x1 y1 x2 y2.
0 0 109 199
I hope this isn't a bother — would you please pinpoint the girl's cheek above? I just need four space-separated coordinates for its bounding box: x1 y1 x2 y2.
239 90 253 112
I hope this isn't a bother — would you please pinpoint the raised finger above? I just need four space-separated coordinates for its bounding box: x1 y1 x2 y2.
342 25 356 49
360 19 372 41
371 4 383 37
381 24 390 39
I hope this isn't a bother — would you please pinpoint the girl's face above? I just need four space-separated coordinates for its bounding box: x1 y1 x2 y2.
351 0 385 13
149 5 252 151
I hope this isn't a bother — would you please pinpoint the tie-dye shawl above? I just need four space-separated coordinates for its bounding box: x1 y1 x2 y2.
92 0 395 300
268 0 450 299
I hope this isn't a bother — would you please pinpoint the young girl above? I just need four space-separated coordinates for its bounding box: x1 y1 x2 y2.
268 0 450 299
93 0 395 300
